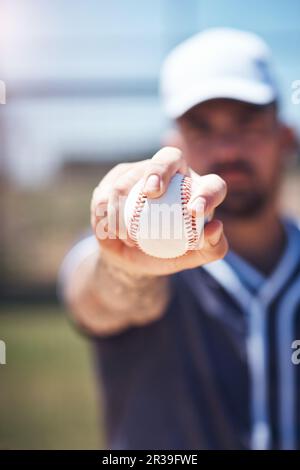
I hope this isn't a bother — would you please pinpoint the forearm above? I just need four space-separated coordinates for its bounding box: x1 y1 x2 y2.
64 249 171 336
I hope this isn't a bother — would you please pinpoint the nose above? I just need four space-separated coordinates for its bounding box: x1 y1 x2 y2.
212 132 241 162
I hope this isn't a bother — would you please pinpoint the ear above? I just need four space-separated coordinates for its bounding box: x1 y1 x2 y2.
161 128 184 150
279 123 299 161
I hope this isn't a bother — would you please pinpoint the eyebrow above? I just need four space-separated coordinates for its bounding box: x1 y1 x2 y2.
239 108 269 123
181 102 274 125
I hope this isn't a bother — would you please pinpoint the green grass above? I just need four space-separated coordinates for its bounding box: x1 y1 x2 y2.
0 304 105 449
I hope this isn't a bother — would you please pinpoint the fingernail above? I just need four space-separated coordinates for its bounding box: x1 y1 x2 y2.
191 197 206 214
144 174 160 193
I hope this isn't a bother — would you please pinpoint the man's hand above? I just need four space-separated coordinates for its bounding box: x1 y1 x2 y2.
64 147 228 336
91 146 228 276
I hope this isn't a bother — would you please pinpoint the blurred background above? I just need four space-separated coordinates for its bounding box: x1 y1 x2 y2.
0 0 299 449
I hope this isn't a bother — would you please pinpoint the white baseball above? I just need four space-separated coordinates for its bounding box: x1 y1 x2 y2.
124 173 205 259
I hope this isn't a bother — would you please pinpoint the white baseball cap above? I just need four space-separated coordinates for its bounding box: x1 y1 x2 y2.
160 28 278 119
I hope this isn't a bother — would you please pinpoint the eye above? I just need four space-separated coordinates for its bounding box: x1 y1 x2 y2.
190 122 211 137
240 116 260 129
195 120 211 132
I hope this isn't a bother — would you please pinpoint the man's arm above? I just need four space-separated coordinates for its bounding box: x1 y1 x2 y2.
63 246 171 336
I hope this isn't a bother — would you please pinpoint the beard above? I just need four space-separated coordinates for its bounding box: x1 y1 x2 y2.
209 159 279 220
216 187 271 219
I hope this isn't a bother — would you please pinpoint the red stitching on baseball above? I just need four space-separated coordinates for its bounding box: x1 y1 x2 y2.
180 176 199 251
128 187 147 247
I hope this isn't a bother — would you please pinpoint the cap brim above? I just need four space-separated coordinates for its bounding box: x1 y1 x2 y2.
165 78 277 118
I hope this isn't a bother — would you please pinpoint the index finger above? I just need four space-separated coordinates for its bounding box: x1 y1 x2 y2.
142 146 190 198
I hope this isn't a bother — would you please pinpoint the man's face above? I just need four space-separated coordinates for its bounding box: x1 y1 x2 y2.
177 99 285 219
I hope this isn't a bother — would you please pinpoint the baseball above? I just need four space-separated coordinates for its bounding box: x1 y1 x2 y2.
124 173 205 259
